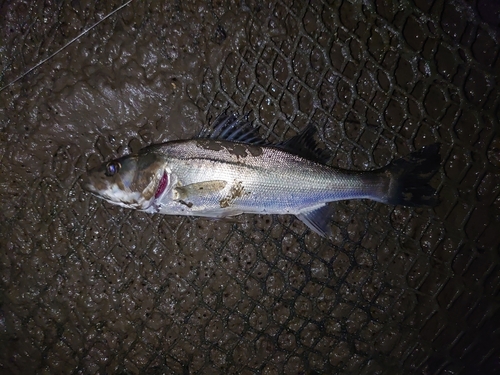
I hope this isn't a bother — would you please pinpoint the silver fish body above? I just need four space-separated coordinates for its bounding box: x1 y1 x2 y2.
84 114 440 236
143 139 384 216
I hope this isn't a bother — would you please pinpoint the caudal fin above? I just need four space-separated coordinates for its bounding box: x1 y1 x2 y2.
380 143 441 207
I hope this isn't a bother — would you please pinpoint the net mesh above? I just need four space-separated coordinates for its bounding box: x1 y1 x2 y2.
0 0 499 374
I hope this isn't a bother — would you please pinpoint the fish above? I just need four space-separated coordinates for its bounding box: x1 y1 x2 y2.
83 113 440 237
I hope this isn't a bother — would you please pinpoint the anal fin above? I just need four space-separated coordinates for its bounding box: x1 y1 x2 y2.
296 204 336 238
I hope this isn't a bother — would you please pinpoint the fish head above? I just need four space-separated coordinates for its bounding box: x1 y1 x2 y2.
83 152 168 210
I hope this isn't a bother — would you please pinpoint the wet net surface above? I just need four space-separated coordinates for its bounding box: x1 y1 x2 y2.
1 0 499 374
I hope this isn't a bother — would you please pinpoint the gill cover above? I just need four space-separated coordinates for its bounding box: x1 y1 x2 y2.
84 151 166 210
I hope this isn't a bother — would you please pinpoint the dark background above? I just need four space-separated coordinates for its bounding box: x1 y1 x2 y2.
1 0 499 373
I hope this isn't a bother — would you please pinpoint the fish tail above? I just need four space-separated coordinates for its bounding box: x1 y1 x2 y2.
377 143 441 207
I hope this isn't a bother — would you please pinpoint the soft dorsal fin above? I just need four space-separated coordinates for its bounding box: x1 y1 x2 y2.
277 124 330 164
198 113 265 145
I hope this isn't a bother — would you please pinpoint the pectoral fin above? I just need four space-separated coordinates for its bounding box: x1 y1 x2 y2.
174 180 227 200
296 204 336 238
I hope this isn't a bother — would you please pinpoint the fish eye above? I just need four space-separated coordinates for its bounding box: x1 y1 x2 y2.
105 161 120 176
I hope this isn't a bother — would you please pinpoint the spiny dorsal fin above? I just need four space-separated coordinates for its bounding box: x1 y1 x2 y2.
198 113 265 145
277 124 330 164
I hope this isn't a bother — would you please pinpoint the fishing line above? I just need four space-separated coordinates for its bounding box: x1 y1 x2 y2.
0 0 134 93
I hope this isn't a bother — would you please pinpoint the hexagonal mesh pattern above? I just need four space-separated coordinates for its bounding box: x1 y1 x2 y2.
1 0 499 374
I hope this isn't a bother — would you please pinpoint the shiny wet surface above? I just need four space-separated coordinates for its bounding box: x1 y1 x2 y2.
1 1 499 373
